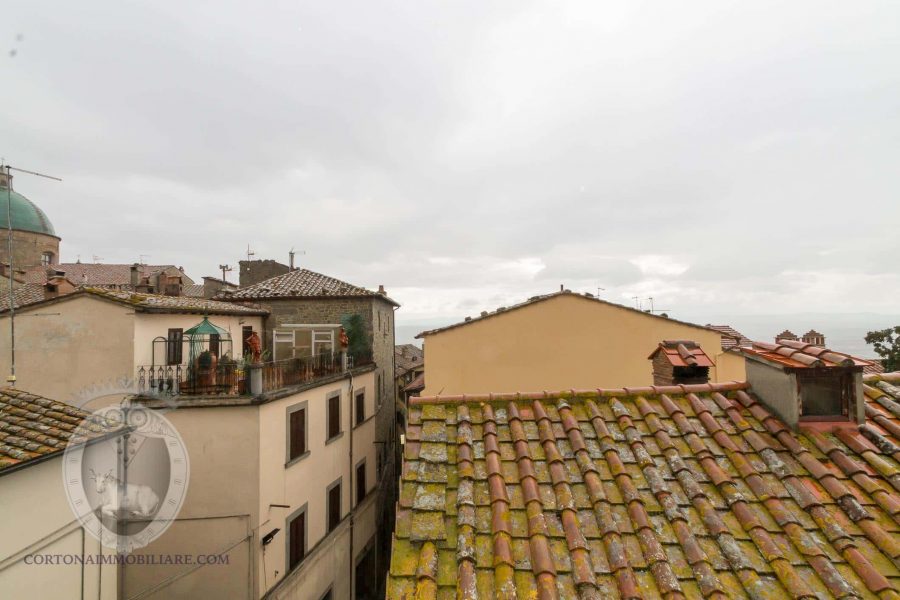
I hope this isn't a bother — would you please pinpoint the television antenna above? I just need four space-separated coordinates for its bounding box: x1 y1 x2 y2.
645 296 671 315
4 163 62 386
246 244 255 262
288 247 306 270
219 264 233 283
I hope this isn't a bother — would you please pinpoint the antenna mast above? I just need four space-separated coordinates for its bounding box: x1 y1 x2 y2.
4 164 62 386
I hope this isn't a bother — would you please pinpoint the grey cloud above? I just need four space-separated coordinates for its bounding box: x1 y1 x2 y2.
2 1 899 328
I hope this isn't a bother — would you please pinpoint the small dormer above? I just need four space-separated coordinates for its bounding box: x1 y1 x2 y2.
740 339 871 429
648 340 714 386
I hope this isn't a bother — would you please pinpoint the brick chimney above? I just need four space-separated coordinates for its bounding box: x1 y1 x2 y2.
130 264 141 288
775 329 798 343
741 339 868 429
801 329 825 347
648 341 713 386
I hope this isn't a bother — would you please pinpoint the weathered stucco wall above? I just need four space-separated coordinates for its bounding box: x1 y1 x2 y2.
0 295 135 404
0 458 117 600
422 293 740 395
124 404 261 600
258 370 377 599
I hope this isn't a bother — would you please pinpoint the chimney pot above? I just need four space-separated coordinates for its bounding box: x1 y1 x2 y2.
378 285 386 294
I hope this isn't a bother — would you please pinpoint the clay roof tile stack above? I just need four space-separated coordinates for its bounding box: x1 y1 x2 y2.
387 378 900 598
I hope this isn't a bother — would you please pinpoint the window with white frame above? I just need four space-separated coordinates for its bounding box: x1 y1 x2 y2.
272 325 341 361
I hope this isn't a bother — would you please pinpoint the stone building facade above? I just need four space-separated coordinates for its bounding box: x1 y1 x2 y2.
239 259 291 287
225 268 400 595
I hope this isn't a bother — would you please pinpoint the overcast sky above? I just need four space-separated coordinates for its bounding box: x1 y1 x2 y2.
3 1 899 333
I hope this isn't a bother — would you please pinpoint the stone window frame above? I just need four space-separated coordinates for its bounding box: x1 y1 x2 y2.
325 389 343 444
284 502 308 573
285 400 310 467
326 476 343 533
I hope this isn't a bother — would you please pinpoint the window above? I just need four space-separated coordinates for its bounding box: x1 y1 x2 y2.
376 374 382 408
327 392 341 441
287 403 307 463
242 325 253 358
288 507 306 571
40 251 54 266
274 330 295 361
327 479 342 533
800 371 851 418
209 333 220 357
356 460 367 505
312 330 335 356
166 329 183 365
273 326 341 360
355 538 377 600
355 390 365 426
376 448 383 480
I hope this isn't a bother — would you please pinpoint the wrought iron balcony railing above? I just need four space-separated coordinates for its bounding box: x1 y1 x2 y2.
137 350 375 397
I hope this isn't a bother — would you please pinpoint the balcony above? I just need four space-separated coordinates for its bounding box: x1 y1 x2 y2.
137 350 375 397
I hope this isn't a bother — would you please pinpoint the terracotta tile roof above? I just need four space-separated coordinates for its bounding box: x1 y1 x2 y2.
396 344 425 377
0 283 46 312
862 373 900 449
80 287 267 315
417 291 719 339
0 387 122 472
742 339 873 370
182 283 205 297
867 362 887 376
706 324 754 350
23 263 194 287
0 287 268 316
225 268 399 305
403 373 425 393
648 340 715 368
388 379 900 599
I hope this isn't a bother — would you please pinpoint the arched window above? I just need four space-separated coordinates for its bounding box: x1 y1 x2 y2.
41 251 54 266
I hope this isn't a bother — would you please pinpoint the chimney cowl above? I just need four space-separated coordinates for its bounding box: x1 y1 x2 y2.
377 285 386 294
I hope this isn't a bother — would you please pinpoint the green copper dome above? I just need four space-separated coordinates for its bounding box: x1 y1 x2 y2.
0 186 57 237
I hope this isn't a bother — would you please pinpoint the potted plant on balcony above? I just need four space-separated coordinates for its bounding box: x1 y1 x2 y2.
196 350 218 388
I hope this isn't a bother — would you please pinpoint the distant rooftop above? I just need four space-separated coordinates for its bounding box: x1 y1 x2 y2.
418 290 718 338
226 267 399 305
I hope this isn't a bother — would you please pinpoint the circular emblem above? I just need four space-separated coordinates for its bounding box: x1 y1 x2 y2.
63 403 190 552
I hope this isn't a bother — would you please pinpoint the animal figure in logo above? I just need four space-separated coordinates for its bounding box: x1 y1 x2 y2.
89 469 160 518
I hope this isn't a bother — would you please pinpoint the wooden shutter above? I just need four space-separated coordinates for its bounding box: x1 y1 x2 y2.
355 391 365 425
167 329 183 365
289 409 306 459
328 483 341 532
356 462 366 505
328 395 340 439
289 511 305 569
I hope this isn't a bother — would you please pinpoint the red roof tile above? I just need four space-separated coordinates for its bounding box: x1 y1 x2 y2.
706 324 754 350
388 378 900 598
648 340 715 368
0 387 124 472
23 263 194 287
742 339 873 370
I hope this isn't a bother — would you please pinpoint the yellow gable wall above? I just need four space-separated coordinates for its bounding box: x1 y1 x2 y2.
421 293 745 395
